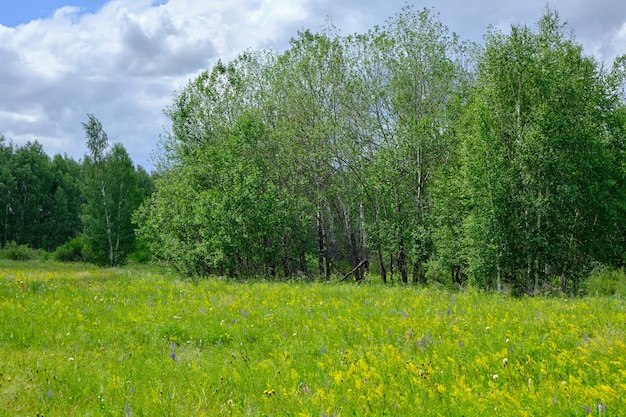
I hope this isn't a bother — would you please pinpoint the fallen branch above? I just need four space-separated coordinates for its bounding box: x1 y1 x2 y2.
340 259 368 282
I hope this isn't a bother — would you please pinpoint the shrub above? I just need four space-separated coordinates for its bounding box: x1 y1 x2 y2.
129 239 152 264
1 241 35 261
583 266 626 296
53 237 85 262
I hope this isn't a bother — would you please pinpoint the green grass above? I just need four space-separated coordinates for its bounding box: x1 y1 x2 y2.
0 260 625 416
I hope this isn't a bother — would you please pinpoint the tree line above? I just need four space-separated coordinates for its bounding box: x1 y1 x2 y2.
0 115 153 265
136 6 626 293
3 6 624 293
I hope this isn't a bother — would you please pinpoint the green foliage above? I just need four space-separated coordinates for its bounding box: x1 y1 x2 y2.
0 241 33 261
347 6 473 284
0 241 47 261
136 6 626 292
50 154 84 243
0 137 83 251
437 9 626 293
138 105 313 277
81 116 144 267
139 6 475 282
53 237 85 262
584 266 626 296
1 262 625 415
128 239 152 264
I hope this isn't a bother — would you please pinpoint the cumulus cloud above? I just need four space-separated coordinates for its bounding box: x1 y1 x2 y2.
0 0 318 168
0 0 624 170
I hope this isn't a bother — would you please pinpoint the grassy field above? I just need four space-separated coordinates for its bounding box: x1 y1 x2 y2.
0 261 624 416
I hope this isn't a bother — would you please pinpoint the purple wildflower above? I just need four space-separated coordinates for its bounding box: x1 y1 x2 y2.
300 382 311 394
418 334 433 350
169 341 178 362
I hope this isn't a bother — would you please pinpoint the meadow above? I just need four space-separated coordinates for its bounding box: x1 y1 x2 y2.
0 261 624 416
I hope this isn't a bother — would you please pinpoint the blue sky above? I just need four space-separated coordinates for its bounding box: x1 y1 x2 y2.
0 1 107 27
1 0 625 171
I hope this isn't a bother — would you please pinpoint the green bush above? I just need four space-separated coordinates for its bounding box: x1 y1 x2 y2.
0 241 35 261
583 266 626 296
53 237 85 262
129 239 152 264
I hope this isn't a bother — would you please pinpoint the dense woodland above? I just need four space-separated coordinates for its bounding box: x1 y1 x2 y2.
0 139 83 251
3 6 626 293
137 6 626 292
0 116 153 266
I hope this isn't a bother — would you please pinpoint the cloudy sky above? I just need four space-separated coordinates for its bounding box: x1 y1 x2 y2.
1 0 625 171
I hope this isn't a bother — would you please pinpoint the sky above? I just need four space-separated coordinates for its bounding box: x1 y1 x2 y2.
1 0 625 171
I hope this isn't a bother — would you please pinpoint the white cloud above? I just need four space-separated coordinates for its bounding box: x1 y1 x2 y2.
608 22 626 63
0 0 624 170
0 0 314 168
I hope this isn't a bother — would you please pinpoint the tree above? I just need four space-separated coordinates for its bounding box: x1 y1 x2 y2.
353 6 472 283
0 135 16 248
135 165 155 199
137 55 313 277
9 142 55 249
49 154 84 248
82 115 142 266
137 5 625 286
138 7 473 281
268 26 369 279
455 10 625 293
0 135 84 251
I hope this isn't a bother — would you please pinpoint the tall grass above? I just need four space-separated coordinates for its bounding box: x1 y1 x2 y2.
0 260 624 416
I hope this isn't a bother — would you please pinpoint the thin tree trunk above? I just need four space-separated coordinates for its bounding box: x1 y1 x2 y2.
101 183 114 267
398 236 408 284
316 207 325 277
359 201 368 274
534 258 540 295
3 198 9 247
496 257 502 293
534 189 542 295
378 245 386 284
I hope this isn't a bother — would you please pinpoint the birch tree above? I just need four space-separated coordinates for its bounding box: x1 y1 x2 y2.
82 114 142 266
458 10 625 293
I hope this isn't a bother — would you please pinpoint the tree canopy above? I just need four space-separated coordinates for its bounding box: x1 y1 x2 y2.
0 116 153 266
3 5 623 292
82 114 145 266
136 6 626 291
0 135 83 251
